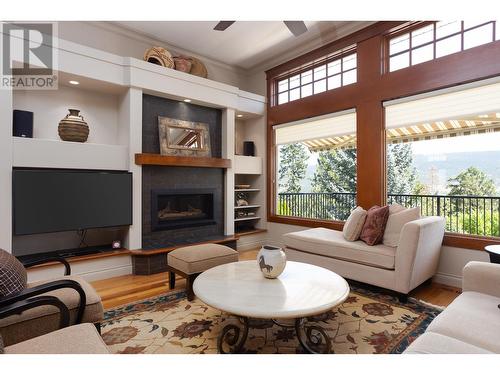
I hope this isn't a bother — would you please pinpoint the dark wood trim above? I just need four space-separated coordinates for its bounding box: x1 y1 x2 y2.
443 233 500 251
25 249 132 269
266 21 500 252
135 153 231 169
266 21 407 78
129 235 239 256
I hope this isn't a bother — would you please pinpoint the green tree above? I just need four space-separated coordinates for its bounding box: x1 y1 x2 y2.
311 149 357 193
447 167 497 196
311 143 422 195
386 143 421 194
278 143 309 193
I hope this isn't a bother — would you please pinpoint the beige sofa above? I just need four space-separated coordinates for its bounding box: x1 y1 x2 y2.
3 323 109 354
283 216 446 296
404 261 500 354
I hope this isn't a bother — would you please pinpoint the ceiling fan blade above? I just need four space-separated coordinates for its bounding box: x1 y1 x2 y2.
214 21 236 31
283 21 308 37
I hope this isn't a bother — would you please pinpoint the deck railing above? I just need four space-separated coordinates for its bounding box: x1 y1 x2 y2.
277 192 500 237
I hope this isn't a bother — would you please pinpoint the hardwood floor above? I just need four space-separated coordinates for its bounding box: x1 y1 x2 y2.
91 249 461 310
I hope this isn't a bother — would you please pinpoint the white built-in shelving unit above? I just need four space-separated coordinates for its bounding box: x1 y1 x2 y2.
0 32 266 279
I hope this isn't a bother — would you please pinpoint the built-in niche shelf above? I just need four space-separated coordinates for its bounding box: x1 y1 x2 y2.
135 153 231 168
234 205 261 210
234 216 261 222
235 188 260 192
12 137 129 170
234 155 262 174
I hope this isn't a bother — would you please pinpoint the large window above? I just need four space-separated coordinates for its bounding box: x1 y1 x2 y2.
385 80 500 237
389 21 500 72
275 49 357 106
274 111 357 221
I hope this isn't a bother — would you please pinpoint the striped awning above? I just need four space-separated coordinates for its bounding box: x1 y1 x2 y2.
302 113 500 152
386 114 500 144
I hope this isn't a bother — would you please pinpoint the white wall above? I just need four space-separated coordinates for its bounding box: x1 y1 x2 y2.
58 22 247 89
13 85 121 144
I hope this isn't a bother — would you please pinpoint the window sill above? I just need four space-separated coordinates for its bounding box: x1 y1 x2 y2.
268 214 499 251
443 233 500 251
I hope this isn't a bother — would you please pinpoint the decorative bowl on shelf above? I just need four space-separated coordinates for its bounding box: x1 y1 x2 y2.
235 184 251 189
257 245 286 279
58 109 89 143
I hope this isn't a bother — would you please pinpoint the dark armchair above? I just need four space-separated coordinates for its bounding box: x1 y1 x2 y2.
0 251 103 347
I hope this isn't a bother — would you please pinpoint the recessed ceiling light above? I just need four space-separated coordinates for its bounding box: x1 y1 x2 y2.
236 114 243 118
69 80 79 85
183 99 191 103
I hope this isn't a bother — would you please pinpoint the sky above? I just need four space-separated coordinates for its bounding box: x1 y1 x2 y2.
411 131 500 155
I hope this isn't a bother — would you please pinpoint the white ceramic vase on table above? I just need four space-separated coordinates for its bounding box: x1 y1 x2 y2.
257 245 286 278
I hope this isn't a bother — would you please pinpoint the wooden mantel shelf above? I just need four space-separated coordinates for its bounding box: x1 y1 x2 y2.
135 153 231 168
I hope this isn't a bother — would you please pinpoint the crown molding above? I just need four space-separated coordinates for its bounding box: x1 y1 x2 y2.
245 21 376 76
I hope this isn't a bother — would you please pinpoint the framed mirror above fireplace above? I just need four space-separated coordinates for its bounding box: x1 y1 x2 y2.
151 188 216 231
158 116 211 157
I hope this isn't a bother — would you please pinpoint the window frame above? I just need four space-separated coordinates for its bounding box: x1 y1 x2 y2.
386 21 498 73
272 47 357 107
266 21 500 251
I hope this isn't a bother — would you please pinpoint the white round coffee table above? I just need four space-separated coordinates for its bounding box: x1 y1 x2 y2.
193 260 350 354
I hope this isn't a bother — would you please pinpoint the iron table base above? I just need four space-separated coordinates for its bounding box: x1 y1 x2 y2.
217 316 332 354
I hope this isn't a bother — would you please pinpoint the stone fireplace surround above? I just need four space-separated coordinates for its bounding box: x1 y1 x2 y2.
141 94 225 249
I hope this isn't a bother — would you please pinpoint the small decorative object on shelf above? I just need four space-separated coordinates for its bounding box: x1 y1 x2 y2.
235 184 251 189
58 109 89 142
112 240 122 249
243 141 255 156
173 56 193 73
236 198 248 207
143 47 175 68
257 245 286 279
189 56 208 78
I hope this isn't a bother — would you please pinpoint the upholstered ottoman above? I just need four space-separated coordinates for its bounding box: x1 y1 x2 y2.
167 244 239 301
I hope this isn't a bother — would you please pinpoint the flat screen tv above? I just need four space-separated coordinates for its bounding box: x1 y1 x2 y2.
13 169 132 235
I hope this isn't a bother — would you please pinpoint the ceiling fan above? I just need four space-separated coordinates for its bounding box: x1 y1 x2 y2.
213 21 308 37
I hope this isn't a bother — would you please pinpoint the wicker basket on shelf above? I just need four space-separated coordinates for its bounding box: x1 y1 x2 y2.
58 109 89 142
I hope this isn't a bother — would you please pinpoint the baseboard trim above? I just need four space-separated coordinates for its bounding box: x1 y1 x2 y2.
433 272 462 288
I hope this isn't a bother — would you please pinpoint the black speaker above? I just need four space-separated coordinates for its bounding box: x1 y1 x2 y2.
243 141 255 156
13 110 33 138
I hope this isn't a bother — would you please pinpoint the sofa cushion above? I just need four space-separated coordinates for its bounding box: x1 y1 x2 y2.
283 227 396 269
359 205 390 245
404 332 493 354
0 334 4 354
383 206 421 247
426 291 500 353
0 275 103 346
4 323 109 354
342 206 367 242
168 244 239 274
0 249 27 297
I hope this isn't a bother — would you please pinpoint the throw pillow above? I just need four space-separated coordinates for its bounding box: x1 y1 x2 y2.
0 249 27 297
383 207 421 247
343 206 367 241
359 205 390 246
389 203 406 215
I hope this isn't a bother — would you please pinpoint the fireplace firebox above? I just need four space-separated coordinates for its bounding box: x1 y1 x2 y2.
151 189 216 231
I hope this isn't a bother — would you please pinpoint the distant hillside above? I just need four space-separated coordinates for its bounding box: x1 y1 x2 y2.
297 150 500 194
413 151 500 194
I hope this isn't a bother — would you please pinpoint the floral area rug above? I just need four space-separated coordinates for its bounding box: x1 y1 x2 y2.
101 282 442 354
